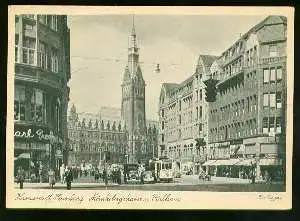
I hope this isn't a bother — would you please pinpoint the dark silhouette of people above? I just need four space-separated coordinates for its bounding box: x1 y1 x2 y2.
65 167 73 190
17 167 26 189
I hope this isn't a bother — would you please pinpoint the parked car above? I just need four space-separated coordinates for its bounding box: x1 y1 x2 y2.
124 164 139 184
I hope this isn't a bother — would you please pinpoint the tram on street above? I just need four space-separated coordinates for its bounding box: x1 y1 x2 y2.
149 157 174 183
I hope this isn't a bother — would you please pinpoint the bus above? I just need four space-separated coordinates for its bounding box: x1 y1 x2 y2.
149 157 173 183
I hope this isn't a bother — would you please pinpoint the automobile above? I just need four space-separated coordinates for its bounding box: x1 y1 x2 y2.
127 170 139 183
124 164 139 184
143 170 155 183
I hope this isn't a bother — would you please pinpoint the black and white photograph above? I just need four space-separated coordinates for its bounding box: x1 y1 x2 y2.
6 6 294 210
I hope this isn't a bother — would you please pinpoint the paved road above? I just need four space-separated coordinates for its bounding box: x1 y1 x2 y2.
15 175 285 192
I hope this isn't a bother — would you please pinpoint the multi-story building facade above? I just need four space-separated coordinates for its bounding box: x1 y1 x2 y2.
67 104 128 166
158 55 217 173
14 14 71 178
205 16 286 181
158 16 287 180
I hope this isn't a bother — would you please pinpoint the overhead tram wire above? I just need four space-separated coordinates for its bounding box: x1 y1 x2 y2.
71 55 182 73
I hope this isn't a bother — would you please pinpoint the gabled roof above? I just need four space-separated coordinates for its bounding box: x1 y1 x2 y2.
162 83 180 94
199 55 219 69
222 15 287 55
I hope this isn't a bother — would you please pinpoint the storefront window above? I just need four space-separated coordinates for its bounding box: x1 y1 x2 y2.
31 89 47 123
14 86 26 121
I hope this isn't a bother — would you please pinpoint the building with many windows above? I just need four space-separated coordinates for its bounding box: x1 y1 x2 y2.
67 104 128 166
158 55 217 173
204 16 286 181
14 14 71 179
158 16 287 180
67 104 159 165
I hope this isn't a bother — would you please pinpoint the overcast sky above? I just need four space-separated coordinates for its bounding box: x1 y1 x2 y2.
67 14 266 121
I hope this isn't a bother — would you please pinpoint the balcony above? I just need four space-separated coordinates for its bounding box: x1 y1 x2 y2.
259 56 286 65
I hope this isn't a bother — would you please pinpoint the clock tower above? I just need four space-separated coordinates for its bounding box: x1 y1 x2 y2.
121 16 146 163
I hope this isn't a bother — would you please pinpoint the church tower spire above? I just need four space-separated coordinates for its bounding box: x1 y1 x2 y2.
121 15 147 164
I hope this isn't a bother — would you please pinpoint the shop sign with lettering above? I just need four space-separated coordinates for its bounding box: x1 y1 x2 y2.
14 125 63 144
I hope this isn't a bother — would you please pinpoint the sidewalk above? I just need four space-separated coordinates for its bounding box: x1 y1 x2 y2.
14 181 120 189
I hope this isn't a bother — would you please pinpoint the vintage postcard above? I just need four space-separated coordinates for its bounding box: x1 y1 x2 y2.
6 6 294 209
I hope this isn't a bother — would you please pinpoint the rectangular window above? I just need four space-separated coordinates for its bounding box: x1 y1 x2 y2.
50 15 58 31
199 106 202 119
199 89 202 101
195 107 198 120
263 117 269 134
263 69 270 83
277 67 282 82
38 41 47 70
276 117 282 133
39 15 47 24
51 48 59 73
276 92 282 108
14 86 26 121
31 89 46 123
270 93 276 108
162 121 164 130
270 68 276 82
269 117 275 134
22 37 36 65
263 93 269 108
15 34 19 62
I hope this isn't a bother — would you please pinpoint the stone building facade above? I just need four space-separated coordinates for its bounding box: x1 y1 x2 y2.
158 16 287 179
205 16 286 181
158 55 216 173
67 104 128 166
14 14 71 178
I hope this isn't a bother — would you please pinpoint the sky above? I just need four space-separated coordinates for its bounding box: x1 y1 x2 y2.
67 14 266 121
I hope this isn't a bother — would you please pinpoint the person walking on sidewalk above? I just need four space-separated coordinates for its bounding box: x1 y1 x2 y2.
60 164 65 184
48 168 56 188
17 167 26 189
65 167 73 190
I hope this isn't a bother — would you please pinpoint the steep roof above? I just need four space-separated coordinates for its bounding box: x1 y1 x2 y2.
222 15 287 55
162 83 180 94
199 55 219 69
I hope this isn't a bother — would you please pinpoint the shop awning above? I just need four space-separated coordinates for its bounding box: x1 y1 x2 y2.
259 158 282 166
211 159 240 166
17 153 30 159
235 159 254 166
202 160 217 166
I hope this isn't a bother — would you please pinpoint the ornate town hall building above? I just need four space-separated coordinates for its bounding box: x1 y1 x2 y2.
121 19 148 164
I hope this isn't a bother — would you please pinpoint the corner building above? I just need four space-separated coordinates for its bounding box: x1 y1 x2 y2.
206 16 286 181
14 15 71 177
158 55 216 174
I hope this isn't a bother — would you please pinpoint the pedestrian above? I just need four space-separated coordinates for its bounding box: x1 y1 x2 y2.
17 167 26 189
60 163 65 184
103 168 108 186
65 167 73 190
48 168 56 188
39 163 43 183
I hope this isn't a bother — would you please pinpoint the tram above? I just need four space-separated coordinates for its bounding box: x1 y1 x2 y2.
149 157 173 183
